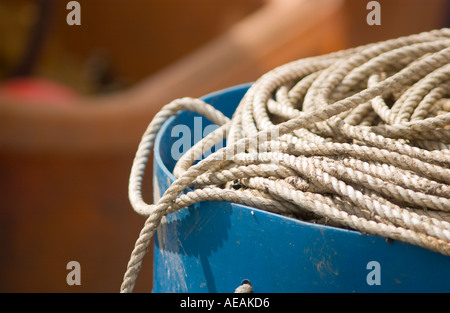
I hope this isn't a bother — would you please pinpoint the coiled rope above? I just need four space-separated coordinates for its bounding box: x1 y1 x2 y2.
121 28 450 293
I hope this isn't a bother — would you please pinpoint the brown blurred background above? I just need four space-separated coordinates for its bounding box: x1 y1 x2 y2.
0 0 448 292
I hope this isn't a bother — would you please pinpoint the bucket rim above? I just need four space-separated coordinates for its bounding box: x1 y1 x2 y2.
153 83 253 185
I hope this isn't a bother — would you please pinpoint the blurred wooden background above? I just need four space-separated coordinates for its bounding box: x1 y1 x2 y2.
0 0 448 292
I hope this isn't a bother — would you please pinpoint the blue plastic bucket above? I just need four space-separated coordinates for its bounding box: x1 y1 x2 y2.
152 83 450 293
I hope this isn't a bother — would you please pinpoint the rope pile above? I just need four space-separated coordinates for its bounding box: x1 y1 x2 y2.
121 28 450 293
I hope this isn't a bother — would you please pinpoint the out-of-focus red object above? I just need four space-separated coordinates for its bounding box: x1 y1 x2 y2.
0 77 78 106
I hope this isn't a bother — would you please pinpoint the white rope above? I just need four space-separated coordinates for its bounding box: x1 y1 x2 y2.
120 28 450 293
235 280 253 293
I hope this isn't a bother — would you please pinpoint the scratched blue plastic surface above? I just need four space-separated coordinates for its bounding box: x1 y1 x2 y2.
152 83 450 293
